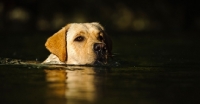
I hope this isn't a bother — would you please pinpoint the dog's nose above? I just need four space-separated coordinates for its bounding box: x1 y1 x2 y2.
94 43 106 52
93 43 108 64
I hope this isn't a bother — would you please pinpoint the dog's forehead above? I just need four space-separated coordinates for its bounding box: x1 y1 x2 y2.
67 23 103 37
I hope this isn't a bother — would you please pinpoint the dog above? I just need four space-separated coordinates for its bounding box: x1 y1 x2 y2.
42 22 112 65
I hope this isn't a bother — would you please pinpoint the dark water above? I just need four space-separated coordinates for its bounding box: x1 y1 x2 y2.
1 32 200 104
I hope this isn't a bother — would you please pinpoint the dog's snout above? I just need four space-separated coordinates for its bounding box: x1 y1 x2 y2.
93 43 108 64
94 43 106 52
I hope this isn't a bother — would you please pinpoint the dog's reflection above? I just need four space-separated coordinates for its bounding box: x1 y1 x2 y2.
44 66 109 104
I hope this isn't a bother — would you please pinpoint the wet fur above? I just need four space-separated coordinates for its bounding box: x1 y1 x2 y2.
43 22 112 65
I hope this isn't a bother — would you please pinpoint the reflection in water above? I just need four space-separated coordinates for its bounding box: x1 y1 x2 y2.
45 69 67 104
44 66 108 104
65 67 96 103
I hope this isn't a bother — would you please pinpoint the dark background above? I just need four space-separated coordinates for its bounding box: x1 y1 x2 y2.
0 0 200 32
0 0 200 62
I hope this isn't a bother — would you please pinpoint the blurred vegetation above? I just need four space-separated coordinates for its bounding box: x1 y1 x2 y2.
0 0 200 33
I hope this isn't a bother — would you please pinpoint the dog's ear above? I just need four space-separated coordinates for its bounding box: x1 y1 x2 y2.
45 24 71 62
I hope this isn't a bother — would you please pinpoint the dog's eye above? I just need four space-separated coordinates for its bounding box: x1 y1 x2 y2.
74 36 84 42
98 36 104 41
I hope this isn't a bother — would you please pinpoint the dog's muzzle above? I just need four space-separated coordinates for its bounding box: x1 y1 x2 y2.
93 43 108 64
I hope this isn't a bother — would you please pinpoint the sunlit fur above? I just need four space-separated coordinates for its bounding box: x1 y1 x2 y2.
43 22 112 65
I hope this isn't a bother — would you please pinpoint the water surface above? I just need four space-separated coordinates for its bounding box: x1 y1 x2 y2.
0 32 200 104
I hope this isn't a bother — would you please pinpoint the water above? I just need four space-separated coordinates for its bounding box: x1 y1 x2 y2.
1 32 200 104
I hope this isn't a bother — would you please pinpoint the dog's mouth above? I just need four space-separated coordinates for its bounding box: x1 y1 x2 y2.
95 52 108 65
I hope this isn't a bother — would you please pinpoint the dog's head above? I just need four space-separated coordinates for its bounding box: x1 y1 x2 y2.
45 22 112 65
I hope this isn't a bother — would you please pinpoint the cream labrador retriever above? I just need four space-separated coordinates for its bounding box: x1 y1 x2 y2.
42 22 112 65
